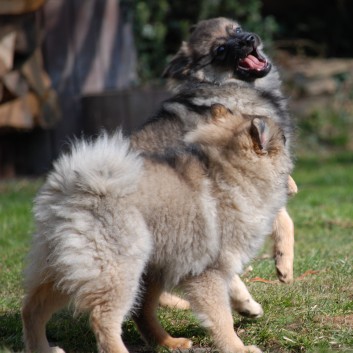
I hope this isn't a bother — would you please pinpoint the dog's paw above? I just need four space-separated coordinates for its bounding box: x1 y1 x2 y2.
238 299 263 319
243 345 262 353
233 298 264 319
161 337 193 350
276 267 293 284
287 175 298 196
275 257 294 284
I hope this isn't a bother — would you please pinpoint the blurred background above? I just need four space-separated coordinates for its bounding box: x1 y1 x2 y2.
0 0 352 177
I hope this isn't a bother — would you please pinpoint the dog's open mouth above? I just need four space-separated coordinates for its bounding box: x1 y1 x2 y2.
236 49 271 78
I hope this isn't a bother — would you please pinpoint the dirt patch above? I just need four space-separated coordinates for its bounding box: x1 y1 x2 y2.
317 314 353 329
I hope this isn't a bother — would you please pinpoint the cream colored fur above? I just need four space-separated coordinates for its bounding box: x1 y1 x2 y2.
22 107 292 353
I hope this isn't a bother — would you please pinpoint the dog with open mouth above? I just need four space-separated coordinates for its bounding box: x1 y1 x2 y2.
131 17 297 315
164 18 272 83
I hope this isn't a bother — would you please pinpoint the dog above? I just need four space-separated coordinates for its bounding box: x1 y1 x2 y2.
130 20 297 320
22 105 292 353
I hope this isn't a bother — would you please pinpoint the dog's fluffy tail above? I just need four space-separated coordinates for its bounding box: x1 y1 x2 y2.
47 131 143 198
24 131 152 326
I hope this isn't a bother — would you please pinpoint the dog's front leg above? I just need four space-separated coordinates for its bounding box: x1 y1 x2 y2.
182 270 262 353
272 206 295 283
271 176 297 283
132 278 192 350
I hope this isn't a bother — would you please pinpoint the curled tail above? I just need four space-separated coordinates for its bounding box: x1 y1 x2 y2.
28 130 148 306
46 131 143 198
23 133 152 353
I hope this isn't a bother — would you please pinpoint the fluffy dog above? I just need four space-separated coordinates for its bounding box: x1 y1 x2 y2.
130 16 297 320
22 105 292 353
131 18 297 296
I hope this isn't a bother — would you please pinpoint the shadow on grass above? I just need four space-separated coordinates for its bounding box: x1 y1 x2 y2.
0 310 96 353
0 310 208 353
0 312 23 352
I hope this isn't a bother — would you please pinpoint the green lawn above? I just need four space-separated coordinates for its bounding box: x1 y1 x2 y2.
0 154 352 353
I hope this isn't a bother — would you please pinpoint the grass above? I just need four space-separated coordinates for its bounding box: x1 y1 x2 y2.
0 153 352 353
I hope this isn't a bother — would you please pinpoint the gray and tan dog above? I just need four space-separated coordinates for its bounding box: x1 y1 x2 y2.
22 105 292 353
131 18 297 294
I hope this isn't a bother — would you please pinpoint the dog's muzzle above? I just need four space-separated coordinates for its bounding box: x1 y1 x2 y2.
233 31 272 80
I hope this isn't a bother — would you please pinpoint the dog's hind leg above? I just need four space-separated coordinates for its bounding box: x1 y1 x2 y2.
229 274 263 318
183 270 262 353
86 248 151 353
158 291 190 310
85 215 153 353
133 279 193 350
22 282 69 353
89 291 134 353
272 207 295 283
159 275 263 319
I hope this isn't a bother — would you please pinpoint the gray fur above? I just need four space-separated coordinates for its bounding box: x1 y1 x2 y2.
22 108 292 353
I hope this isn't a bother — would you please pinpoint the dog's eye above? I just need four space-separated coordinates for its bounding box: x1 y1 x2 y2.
216 45 226 55
235 27 243 34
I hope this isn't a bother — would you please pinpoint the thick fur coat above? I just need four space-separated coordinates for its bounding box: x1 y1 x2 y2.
131 17 296 289
22 106 292 353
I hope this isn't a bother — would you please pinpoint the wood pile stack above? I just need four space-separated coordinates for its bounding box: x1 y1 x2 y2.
0 0 59 130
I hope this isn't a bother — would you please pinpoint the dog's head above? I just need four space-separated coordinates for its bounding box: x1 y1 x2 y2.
163 17 272 85
185 104 288 162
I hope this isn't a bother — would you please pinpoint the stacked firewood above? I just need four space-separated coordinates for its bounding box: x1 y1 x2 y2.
0 0 59 130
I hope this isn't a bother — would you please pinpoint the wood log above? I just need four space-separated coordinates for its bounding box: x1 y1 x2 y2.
0 92 39 129
0 31 16 76
2 70 29 97
0 0 45 15
21 48 52 97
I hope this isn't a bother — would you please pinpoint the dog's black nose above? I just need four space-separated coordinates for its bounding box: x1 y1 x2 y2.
246 34 256 45
237 32 257 48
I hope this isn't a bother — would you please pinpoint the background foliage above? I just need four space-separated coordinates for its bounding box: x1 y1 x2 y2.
132 0 353 82
132 0 279 82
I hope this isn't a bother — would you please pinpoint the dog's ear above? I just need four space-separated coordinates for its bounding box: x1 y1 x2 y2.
250 117 270 153
184 104 232 145
162 42 192 79
210 104 231 123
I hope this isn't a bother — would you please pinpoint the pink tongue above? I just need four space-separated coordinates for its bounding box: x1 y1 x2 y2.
240 55 265 70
